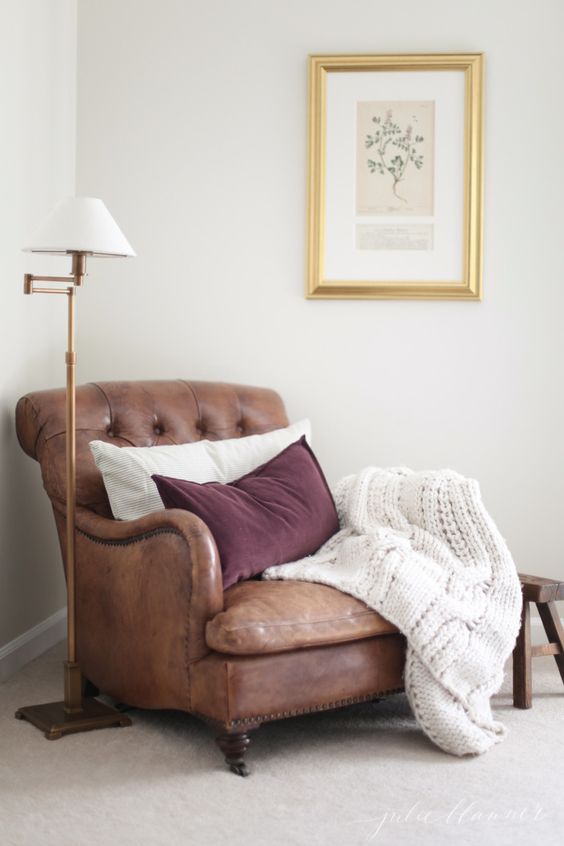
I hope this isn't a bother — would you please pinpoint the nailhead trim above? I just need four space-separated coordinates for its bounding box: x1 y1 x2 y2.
194 686 405 729
77 526 184 547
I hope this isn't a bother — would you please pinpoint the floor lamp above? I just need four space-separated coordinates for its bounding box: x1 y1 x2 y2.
15 197 135 739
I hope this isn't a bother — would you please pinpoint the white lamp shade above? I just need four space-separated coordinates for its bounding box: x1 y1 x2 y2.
23 197 136 257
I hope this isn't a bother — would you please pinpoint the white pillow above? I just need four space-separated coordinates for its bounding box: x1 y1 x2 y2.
89 419 311 521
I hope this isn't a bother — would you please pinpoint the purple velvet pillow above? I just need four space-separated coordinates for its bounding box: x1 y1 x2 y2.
152 436 339 589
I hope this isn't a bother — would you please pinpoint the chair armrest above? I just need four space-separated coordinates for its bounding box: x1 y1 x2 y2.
66 505 223 711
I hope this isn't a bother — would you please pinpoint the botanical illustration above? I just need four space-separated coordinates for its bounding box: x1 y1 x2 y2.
365 111 425 203
356 101 435 216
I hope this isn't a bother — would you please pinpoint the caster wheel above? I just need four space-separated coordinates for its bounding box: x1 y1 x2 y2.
230 762 250 777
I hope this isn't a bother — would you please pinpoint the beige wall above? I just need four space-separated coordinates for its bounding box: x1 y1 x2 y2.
0 1 76 647
75 0 564 584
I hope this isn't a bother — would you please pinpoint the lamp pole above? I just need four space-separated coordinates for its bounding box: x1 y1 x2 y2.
15 252 132 738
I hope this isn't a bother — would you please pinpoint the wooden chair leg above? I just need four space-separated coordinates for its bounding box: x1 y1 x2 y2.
537 601 564 685
215 730 254 777
513 600 532 708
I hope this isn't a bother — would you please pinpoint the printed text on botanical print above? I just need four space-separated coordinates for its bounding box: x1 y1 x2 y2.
356 224 434 251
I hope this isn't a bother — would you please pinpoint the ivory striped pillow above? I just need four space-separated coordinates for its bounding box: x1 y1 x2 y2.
89 419 311 521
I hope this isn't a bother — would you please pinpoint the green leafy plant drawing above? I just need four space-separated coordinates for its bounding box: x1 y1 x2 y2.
365 109 424 204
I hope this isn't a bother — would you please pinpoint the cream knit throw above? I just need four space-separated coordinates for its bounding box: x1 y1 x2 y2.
263 467 522 757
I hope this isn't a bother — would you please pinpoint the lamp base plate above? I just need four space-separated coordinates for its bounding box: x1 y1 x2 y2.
15 698 132 740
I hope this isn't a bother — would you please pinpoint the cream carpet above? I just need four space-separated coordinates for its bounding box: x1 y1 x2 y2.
1 641 563 846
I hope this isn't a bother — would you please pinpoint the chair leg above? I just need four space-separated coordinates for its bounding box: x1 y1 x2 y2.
215 730 254 777
513 600 532 708
537 601 564 685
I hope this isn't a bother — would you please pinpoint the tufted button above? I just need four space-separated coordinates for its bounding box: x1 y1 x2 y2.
154 426 162 435
107 428 114 437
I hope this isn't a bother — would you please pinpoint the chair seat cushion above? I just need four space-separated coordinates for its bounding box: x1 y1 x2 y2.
205 580 399 655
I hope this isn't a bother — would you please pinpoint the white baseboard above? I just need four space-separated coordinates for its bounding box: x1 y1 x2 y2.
0 607 67 684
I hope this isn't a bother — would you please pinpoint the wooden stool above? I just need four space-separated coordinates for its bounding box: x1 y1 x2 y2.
513 573 564 708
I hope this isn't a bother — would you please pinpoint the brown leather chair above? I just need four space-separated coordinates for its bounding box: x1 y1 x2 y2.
16 380 405 775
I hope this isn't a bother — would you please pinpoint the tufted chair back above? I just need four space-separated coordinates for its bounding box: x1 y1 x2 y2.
16 380 289 518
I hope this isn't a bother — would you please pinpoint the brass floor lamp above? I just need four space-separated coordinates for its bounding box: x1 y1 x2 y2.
15 197 135 739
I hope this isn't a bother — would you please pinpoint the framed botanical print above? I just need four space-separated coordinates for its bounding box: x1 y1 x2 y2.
306 54 484 299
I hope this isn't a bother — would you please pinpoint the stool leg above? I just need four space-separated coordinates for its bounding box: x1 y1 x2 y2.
537 602 564 685
513 600 532 708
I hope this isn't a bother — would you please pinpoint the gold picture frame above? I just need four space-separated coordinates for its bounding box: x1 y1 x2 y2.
306 53 484 300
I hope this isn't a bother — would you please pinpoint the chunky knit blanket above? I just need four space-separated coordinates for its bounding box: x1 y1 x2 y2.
263 467 522 756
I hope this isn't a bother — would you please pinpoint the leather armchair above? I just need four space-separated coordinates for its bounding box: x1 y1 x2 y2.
16 380 406 775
